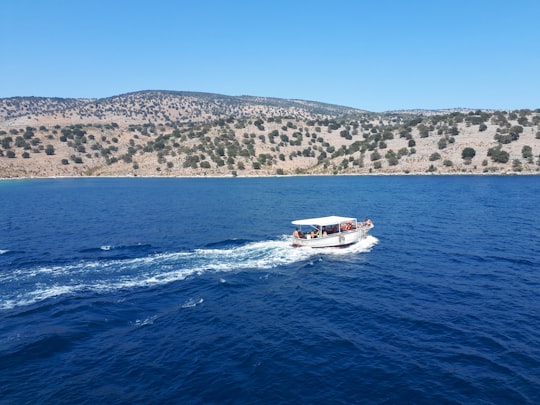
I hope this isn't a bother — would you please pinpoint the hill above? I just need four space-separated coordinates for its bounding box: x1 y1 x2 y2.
1 91 539 178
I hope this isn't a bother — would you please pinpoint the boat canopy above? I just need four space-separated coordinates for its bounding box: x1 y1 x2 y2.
292 216 356 227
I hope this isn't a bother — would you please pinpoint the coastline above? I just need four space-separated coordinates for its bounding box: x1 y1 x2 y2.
2 170 539 182
2 93 539 180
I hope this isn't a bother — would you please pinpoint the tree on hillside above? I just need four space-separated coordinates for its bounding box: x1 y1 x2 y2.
521 145 533 159
23 127 35 139
509 125 523 141
1 137 13 149
418 124 429 138
438 138 447 149
462 147 476 160
385 150 399 166
487 145 509 163
517 117 528 126
15 136 26 148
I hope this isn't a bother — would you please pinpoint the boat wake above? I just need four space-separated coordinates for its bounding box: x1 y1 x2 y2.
0 235 378 310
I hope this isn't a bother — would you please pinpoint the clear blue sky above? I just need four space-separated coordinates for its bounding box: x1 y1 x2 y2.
1 0 539 111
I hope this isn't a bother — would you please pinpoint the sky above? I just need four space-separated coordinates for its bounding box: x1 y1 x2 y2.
1 0 539 111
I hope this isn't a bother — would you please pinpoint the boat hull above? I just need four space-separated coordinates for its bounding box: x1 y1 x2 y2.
291 227 370 248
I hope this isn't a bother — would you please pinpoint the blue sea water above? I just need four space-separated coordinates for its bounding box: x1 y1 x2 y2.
0 175 539 404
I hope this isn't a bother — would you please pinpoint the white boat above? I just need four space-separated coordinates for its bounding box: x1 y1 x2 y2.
291 215 374 248
292 216 374 248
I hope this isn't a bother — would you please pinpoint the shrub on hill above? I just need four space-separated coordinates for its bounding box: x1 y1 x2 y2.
522 145 533 159
487 145 509 163
461 147 476 160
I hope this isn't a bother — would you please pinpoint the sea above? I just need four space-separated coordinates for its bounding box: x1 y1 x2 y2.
0 175 539 404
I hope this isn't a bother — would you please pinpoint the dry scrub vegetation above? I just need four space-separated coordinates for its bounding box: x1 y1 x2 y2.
1 91 539 178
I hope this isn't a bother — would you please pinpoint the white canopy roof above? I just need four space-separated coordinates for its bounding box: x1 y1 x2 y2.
292 216 356 227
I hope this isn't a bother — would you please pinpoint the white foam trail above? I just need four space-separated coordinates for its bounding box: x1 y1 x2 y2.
181 297 204 308
133 315 159 327
0 236 378 310
0 249 9 255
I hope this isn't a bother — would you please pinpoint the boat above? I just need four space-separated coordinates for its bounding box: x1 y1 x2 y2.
291 215 373 248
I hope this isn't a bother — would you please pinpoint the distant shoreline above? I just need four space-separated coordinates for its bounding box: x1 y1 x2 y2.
2 92 539 179
2 171 539 182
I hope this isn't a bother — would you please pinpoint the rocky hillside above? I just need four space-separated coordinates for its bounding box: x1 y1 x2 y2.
0 91 539 178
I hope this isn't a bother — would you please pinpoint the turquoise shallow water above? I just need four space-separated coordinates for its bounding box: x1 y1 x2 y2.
0 176 539 404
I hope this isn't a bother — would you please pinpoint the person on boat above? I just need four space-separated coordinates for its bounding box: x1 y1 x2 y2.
293 228 300 238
